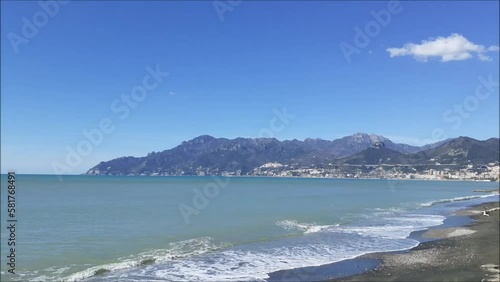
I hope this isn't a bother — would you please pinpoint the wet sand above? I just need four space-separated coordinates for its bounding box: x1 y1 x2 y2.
335 201 500 282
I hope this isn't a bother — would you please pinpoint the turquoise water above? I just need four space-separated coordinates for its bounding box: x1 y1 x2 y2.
0 175 498 281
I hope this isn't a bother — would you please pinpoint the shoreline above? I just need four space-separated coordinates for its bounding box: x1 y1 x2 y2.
331 200 500 282
267 199 499 282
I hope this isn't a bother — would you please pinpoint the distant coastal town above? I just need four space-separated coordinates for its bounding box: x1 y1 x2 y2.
232 161 500 182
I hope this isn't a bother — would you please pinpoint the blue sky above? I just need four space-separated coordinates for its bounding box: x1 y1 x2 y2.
1 1 499 174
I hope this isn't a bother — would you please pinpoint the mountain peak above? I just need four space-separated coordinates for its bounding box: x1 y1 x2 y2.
348 133 387 143
189 135 216 143
351 132 369 137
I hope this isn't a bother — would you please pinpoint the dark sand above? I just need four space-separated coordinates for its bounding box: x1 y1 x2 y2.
335 201 500 282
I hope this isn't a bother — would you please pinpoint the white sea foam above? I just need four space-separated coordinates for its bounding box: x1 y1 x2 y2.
33 212 446 282
373 206 405 212
59 237 227 282
275 220 337 234
129 236 231 263
30 275 52 281
336 214 446 239
420 194 493 207
37 195 486 282
371 206 407 216
109 214 444 281
146 237 417 281
65 214 445 281
58 260 139 282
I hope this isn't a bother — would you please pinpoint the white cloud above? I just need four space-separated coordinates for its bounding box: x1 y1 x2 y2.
488 46 500 52
478 53 492 62
386 34 499 62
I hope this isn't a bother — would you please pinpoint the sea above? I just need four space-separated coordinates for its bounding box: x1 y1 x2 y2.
0 175 498 281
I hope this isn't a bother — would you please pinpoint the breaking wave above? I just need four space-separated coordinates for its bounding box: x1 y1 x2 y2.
275 220 338 234
419 194 494 207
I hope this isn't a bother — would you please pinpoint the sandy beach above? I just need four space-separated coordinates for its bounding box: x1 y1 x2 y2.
335 201 500 282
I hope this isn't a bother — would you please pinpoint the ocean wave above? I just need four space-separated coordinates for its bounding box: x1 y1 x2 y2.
30 196 485 282
129 236 232 263
370 206 407 216
275 220 338 234
51 215 444 282
53 237 229 282
126 234 419 281
419 194 494 207
61 260 138 282
336 214 445 239
373 207 405 212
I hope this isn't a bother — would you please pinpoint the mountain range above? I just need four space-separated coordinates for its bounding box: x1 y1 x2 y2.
85 133 499 176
